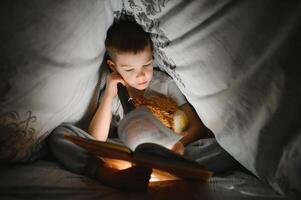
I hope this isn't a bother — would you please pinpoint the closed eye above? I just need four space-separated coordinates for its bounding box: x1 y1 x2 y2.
124 69 134 72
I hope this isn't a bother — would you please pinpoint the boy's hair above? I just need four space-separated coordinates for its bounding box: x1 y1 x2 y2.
105 15 153 61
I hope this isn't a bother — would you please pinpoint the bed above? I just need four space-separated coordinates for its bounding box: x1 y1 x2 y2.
0 157 290 200
1 0 300 199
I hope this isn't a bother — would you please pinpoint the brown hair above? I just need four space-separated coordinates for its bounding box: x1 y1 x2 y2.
105 15 153 61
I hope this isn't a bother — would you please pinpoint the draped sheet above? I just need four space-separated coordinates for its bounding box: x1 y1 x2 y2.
0 0 300 195
117 0 301 194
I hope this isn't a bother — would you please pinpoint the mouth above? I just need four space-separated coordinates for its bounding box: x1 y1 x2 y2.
138 81 148 86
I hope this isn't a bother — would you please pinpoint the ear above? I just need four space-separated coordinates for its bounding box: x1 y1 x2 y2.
107 59 116 72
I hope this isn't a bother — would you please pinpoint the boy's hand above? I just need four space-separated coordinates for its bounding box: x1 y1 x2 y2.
170 141 184 155
105 72 127 98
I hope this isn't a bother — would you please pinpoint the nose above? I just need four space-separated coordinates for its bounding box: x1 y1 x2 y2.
136 69 146 78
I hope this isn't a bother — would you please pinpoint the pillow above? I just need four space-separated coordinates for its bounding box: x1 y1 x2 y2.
117 0 301 194
0 0 115 163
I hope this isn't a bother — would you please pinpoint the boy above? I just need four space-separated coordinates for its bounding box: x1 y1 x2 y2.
49 15 210 191
89 15 210 154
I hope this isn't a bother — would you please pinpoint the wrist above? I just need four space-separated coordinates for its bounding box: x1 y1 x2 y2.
179 138 187 147
103 89 115 100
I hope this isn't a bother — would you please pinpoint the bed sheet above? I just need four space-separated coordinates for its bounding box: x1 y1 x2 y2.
0 159 294 200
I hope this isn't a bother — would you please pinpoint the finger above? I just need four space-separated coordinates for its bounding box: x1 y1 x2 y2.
118 79 127 87
109 74 126 85
110 71 120 76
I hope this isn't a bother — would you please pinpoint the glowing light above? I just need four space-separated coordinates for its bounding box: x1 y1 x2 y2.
103 158 132 170
102 158 181 182
149 169 180 182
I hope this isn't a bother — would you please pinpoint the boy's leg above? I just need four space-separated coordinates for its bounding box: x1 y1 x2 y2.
49 123 100 178
48 123 151 191
184 138 244 173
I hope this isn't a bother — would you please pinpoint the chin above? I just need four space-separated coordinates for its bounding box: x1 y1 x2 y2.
135 86 147 90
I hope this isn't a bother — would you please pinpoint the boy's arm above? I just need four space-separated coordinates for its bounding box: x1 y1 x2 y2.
89 72 126 141
88 91 114 141
178 103 212 146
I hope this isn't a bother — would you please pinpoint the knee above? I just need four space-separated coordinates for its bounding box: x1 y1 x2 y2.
49 124 74 151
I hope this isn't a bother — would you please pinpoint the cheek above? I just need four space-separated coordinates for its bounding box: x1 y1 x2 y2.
147 68 153 79
120 73 134 83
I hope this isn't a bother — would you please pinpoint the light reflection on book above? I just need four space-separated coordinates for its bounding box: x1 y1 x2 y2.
103 158 180 182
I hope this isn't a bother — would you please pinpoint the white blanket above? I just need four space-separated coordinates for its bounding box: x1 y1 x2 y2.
117 0 301 195
1 0 300 195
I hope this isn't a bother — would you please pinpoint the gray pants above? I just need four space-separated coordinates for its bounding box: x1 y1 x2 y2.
48 123 101 179
184 138 242 173
49 123 241 179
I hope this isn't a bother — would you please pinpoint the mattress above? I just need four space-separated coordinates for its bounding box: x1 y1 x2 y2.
0 158 293 200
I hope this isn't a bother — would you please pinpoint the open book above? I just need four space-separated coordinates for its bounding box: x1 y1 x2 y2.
65 107 213 181
118 107 182 150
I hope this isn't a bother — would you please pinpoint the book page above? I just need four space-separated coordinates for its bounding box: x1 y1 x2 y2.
134 142 201 167
118 106 182 151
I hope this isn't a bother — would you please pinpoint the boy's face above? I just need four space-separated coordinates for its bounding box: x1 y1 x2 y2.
108 46 153 90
